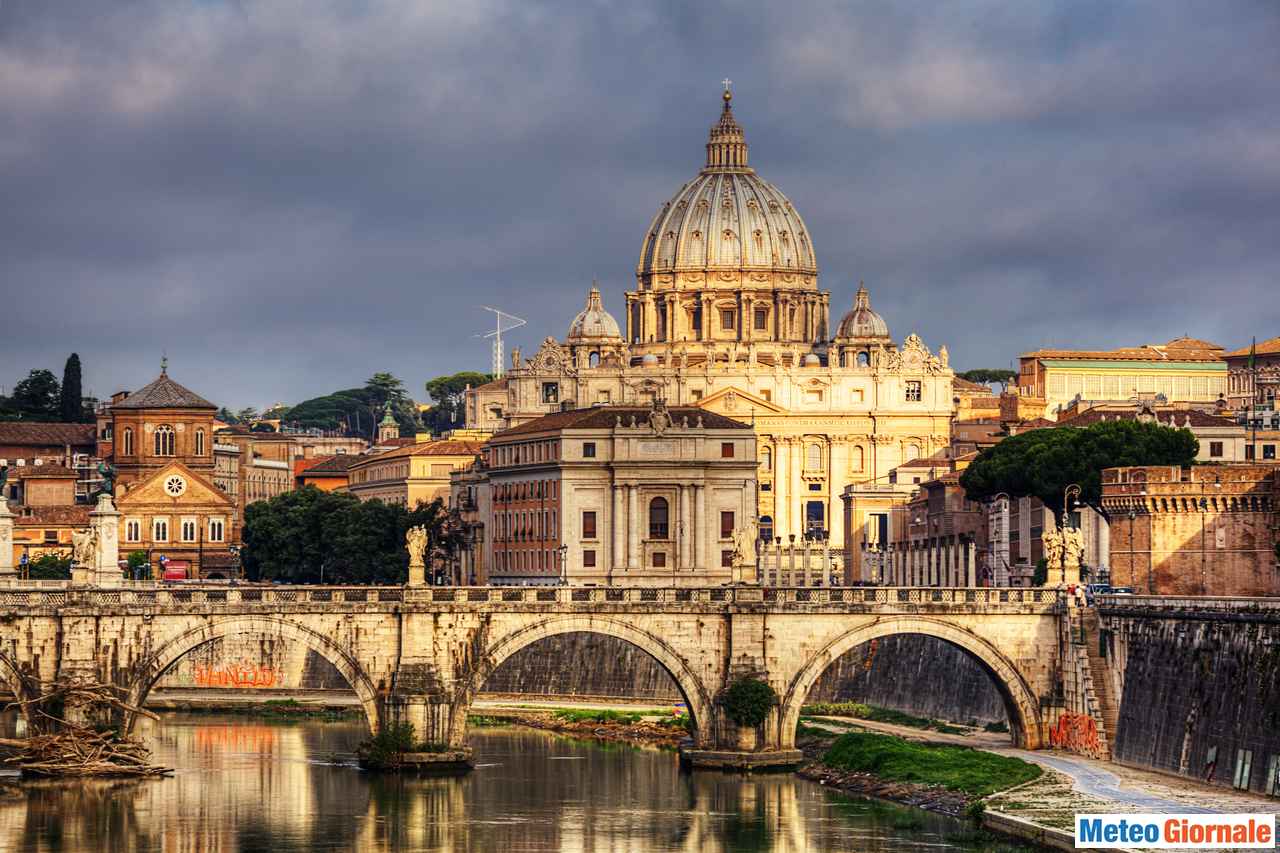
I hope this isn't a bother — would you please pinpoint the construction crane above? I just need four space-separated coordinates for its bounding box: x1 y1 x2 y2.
477 307 527 378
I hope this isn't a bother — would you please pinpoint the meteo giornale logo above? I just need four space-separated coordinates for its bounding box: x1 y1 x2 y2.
1076 813 1275 849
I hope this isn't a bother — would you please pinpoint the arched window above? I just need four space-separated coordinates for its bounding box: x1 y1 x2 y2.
856 351 870 367
648 497 669 540
906 443 921 461
588 351 601 368
195 429 205 456
852 446 865 472
154 424 175 456
122 428 134 456
761 447 772 471
758 515 774 543
807 443 822 471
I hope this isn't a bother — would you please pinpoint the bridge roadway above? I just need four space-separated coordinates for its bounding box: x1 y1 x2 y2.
0 583 1062 767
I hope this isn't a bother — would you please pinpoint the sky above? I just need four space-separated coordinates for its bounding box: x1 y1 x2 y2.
2 1 1278 411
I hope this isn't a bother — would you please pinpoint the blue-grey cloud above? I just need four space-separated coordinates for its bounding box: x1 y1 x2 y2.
2 0 1277 408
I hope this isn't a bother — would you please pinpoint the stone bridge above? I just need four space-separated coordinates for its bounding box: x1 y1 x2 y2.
0 584 1064 766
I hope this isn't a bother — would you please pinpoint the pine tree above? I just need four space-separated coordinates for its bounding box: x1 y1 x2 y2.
59 353 84 422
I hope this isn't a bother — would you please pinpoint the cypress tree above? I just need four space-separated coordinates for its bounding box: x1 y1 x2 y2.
59 353 84 422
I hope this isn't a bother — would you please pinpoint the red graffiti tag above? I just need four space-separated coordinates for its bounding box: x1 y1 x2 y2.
1048 712 1103 757
193 664 280 689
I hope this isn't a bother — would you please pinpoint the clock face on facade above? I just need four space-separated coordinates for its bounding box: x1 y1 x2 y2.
164 475 187 497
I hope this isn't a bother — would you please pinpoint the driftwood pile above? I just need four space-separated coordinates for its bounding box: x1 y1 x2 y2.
1 676 172 778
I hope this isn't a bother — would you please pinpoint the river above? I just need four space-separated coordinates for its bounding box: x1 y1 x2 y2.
0 713 1037 852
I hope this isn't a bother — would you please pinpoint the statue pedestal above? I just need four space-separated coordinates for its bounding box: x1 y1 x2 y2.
74 494 122 587
407 559 425 588
0 500 15 580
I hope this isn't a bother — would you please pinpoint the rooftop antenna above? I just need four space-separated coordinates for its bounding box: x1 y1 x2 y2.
477 307 527 378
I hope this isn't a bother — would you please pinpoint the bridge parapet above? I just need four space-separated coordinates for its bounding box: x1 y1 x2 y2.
0 584 1060 614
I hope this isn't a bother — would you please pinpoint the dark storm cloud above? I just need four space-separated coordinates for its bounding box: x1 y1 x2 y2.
2 0 1277 407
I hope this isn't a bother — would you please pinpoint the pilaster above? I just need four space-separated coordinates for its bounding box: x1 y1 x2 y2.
0 499 13 580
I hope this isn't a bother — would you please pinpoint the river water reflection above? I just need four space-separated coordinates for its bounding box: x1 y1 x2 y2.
0 714 1033 852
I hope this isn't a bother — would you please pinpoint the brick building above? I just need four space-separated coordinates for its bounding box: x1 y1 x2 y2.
345 438 483 507
469 403 757 587
0 422 98 501
1101 464 1278 596
1224 336 1280 413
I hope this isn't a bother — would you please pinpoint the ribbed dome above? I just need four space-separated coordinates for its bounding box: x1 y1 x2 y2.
836 285 890 340
636 90 818 279
567 286 622 341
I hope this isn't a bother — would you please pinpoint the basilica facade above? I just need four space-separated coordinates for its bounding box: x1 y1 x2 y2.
466 89 954 554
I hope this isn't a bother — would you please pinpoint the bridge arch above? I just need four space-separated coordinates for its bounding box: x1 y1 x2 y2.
125 616 381 734
777 617 1043 749
448 616 714 748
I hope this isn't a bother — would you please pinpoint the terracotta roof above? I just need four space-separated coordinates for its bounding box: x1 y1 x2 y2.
351 439 485 466
1058 406 1238 429
297 454 360 476
1023 338 1225 363
952 377 994 394
114 372 217 410
472 378 509 392
14 506 92 527
495 406 751 438
896 455 950 469
0 422 96 447
1224 336 1280 358
10 464 77 479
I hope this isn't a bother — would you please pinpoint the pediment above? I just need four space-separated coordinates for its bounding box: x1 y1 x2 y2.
697 386 785 415
118 461 233 509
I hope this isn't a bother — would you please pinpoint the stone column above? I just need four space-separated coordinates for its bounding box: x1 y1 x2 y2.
790 440 804 538
827 438 845 546
627 484 639 570
612 484 626 577
0 499 14 580
76 494 121 587
967 539 977 587
694 484 706 570
643 296 657 344
679 485 691 569
773 438 789 540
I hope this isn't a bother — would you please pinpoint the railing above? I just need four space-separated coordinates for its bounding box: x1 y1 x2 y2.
1098 594 1280 612
0 584 1061 609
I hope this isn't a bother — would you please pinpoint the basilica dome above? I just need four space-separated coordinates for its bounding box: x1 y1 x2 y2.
836 285 890 341
636 90 818 283
567 286 622 341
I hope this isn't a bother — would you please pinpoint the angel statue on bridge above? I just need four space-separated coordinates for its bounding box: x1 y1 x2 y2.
405 525 430 569
71 526 99 568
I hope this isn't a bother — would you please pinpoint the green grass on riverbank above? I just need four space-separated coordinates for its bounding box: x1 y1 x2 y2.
822 732 1041 798
801 702 972 735
551 708 691 731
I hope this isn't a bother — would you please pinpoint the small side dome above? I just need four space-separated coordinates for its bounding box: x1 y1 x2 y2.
567 286 622 341
836 284 891 341
803 353 821 366
641 353 659 367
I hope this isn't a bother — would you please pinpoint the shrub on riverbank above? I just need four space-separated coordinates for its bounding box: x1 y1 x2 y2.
357 723 449 769
822 732 1040 798
801 702 978 735
722 678 778 727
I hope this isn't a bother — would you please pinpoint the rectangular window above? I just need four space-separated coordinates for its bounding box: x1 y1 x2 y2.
1265 444 1276 460
1209 441 1224 458
583 442 596 458
209 518 225 543
542 382 559 404
583 549 596 568
582 511 597 539
652 551 666 568
721 510 735 539
721 549 734 568
1246 444 1256 460
126 520 142 543
720 309 735 330
753 308 767 330
721 442 735 458
43 529 58 543
759 389 772 403
905 381 922 402
181 519 197 543
153 519 169 543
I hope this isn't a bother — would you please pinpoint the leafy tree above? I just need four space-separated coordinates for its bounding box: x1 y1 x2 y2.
27 554 71 580
242 486 459 584
424 371 491 434
959 419 1199 523
10 369 61 420
59 353 86 422
235 407 260 423
721 677 778 727
250 422 277 432
958 369 1017 390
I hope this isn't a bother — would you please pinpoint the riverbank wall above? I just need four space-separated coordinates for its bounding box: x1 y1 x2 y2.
1101 599 1280 796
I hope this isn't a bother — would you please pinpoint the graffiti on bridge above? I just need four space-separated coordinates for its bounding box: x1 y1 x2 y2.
193 664 281 689
1048 711 1104 757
